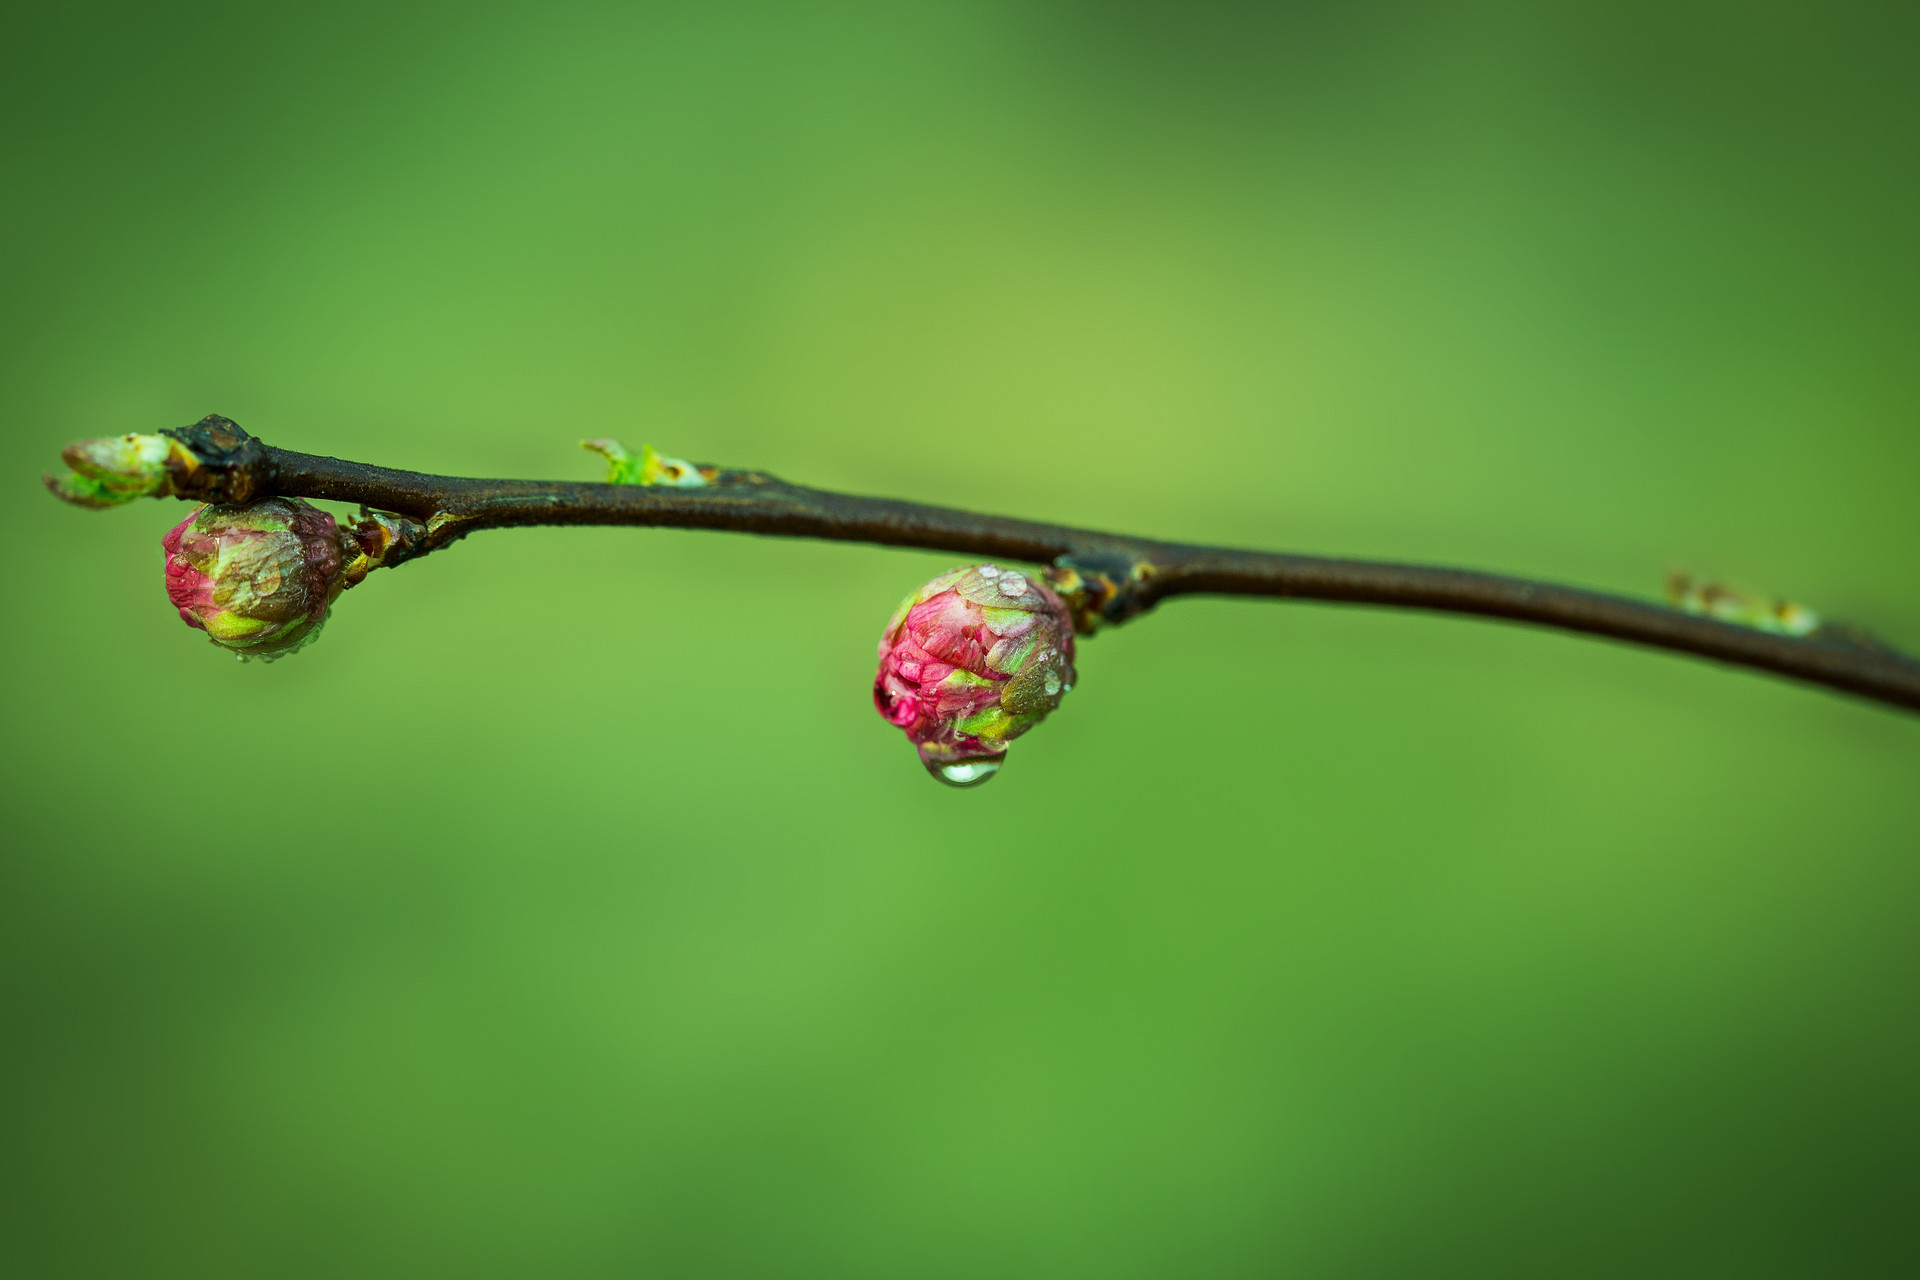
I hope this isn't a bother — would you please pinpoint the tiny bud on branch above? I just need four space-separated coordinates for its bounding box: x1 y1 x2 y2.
583 438 711 487
45 433 192 507
1667 572 1821 637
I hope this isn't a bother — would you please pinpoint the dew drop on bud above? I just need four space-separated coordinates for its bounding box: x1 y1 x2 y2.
924 752 1006 788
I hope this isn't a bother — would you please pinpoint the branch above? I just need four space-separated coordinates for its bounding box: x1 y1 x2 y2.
50 415 1920 715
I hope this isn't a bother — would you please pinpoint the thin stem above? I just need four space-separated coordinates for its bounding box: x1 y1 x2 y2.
241 441 1920 715
61 416 1912 715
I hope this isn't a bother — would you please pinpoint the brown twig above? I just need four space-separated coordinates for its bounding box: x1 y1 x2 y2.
90 415 1920 715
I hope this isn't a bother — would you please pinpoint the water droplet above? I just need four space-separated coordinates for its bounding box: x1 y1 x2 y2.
1061 682 1073 693
977 565 1000 578
923 752 1006 787
1043 672 1061 696
1000 575 1027 596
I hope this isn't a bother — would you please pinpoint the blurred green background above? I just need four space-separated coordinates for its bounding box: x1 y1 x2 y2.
4 2 1918 1275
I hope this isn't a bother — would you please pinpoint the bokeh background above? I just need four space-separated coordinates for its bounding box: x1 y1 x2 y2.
4 2 1918 1275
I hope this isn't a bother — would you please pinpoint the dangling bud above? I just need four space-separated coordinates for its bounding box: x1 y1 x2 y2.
873 564 1077 787
162 498 347 660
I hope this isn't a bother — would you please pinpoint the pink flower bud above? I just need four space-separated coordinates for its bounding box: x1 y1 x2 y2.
873 564 1077 786
162 498 346 660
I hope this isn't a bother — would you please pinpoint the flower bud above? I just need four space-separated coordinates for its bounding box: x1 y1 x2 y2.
873 564 1077 786
162 498 346 660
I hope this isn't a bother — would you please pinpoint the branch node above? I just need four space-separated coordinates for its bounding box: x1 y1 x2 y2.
1046 553 1160 634
339 509 431 584
160 414 272 504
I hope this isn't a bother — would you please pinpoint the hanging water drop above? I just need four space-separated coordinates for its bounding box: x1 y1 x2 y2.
922 751 1006 787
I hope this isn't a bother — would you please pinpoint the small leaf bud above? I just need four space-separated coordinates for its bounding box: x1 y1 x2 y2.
45 433 189 508
582 438 709 487
1666 572 1821 637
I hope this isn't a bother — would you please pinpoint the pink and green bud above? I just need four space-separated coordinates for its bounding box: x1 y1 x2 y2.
874 564 1077 786
162 498 346 660
45 433 190 508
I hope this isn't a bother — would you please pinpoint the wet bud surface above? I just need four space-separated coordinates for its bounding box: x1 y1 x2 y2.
162 498 347 660
874 564 1077 786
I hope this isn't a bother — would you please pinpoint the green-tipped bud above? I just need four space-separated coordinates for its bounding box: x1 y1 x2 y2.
45 433 188 508
1667 572 1820 637
582 438 709 487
